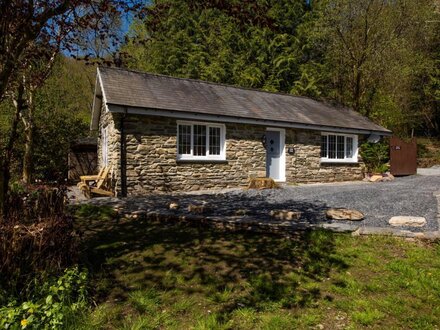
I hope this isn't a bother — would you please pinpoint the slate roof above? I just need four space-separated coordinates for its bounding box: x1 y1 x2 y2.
96 67 390 135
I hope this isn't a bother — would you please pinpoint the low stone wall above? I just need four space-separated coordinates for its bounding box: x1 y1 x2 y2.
100 113 364 195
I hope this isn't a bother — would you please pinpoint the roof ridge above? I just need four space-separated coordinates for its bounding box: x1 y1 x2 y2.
98 66 343 108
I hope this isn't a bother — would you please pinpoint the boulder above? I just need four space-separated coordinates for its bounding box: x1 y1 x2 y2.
248 177 278 189
388 216 426 227
369 175 383 182
326 208 364 221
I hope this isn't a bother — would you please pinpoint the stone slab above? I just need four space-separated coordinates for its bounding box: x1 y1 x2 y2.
389 216 427 227
417 167 440 176
326 208 364 221
319 223 359 233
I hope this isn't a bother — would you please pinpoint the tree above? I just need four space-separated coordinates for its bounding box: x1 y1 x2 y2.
307 0 438 134
0 0 143 218
122 0 310 92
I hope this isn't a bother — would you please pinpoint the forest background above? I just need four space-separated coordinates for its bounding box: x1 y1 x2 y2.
1 0 439 184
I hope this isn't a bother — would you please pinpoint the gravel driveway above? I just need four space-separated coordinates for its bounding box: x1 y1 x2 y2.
74 175 440 234
237 175 440 232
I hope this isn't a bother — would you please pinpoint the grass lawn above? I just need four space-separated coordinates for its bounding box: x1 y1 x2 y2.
69 205 440 329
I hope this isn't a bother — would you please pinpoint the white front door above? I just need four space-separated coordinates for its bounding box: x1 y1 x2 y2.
266 128 285 181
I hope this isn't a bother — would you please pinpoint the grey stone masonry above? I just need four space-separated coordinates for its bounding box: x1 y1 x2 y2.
285 130 364 183
99 113 364 196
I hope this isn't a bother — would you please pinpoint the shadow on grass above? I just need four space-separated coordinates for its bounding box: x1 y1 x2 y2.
74 197 348 315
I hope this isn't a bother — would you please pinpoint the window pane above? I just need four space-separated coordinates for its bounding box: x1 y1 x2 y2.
321 135 327 158
337 135 345 159
328 135 336 159
178 125 191 155
209 127 221 155
193 125 207 156
346 137 354 158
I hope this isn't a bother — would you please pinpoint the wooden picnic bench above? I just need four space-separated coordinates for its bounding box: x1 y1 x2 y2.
77 166 113 198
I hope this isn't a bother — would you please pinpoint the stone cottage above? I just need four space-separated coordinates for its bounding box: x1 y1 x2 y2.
91 67 391 196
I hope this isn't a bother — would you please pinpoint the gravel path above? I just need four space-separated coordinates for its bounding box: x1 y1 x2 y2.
72 175 440 234
235 175 440 232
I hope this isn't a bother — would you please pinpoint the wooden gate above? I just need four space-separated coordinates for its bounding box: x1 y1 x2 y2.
390 136 417 176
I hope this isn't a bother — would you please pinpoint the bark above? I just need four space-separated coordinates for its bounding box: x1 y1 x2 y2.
0 84 25 219
22 90 34 184
353 69 362 113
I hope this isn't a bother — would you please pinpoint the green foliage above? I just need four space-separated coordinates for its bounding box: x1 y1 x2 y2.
360 141 390 173
0 56 93 182
0 267 88 330
122 0 440 137
122 0 310 93
417 138 440 167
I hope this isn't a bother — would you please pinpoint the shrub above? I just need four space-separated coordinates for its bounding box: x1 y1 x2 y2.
0 267 88 330
0 184 79 296
6 184 67 222
359 141 390 173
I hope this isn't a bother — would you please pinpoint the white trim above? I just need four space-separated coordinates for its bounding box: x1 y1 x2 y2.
97 68 109 113
320 132 358 164
266 127 286 182
101 126 109 166
91 69 110 130
176 120 226 161
107 104 392 136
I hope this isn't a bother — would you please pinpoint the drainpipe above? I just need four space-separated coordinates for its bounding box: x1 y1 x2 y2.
120 107 128 197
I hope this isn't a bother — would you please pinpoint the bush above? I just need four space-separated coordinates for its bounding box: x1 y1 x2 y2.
6 184 67 222
0 184 79 296
360 141 390 173
0 267 88 330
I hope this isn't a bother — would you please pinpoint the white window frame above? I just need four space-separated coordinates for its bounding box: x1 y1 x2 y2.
101 126 109 166
177 120 226 161
320 132 358 163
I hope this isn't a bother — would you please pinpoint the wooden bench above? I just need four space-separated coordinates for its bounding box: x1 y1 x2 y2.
78 166 113 198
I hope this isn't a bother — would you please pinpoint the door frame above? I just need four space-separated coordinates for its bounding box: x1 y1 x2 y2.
265 127 286 182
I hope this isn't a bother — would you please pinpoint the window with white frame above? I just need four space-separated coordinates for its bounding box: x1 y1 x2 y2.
177 121 225 160
320 133 358 163
101 126 109 166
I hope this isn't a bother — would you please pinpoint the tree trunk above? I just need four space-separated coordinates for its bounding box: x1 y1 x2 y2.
353 68 362 113
0 85 25 219
22 90 34 184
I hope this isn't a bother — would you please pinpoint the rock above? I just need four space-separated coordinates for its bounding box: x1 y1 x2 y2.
270 210 302 221
326 208 364 221
369 175 383 182
131 210 146 219
234 209 248 216
169 202 179 210
388 216 426 227
188 204 209 214
248 177 278 189
320 223 359 232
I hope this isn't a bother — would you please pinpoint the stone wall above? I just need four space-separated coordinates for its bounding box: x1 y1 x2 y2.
285 130 364 183
97 105 122 192
99 112 364 195
122 116 267 195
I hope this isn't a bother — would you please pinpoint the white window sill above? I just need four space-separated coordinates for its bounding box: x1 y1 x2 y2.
177 157 227 164
320 159 358 164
